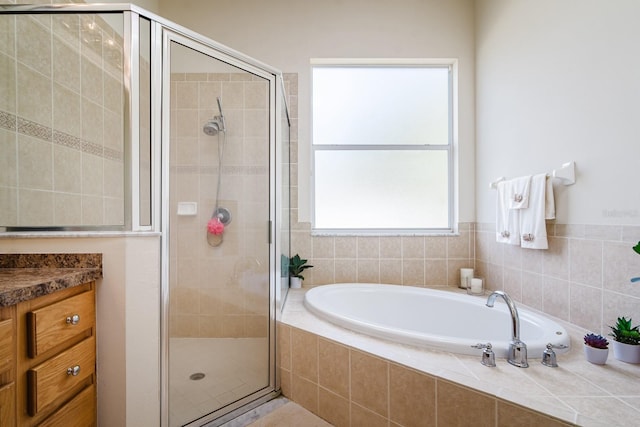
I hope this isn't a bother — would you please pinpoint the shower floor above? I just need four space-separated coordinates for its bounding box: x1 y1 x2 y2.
169 337 269 427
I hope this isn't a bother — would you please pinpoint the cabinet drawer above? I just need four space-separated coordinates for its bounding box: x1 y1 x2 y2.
27 290 95 358
0 382 15 427
0 318 12 374
38 384 95 427
27 336 95 416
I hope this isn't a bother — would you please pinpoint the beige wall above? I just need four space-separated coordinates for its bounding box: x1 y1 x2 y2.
159 0 477 224
475 0 640 226
475 0 640 337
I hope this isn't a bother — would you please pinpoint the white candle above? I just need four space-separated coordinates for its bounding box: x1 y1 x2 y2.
470 278 483 294
460 268 474 289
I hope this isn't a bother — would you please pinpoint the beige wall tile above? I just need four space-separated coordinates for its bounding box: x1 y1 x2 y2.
437 380 495 426
389 363 436 427
521 272 543 310
0 15 15 58
17 16 51 77
81 97 103 146
425 259 448 286
380 236 401 258
425 236 447 259
292 328 318 382
569 238 603 287
291 374 319 415
0 53 16 113
350 350 388 417
319 388 349 427
17 63 52 127
569 283 602 333
81 194 103 225
543 237 569 280
497 400 571 427
53 83 81 137
318 338 349 399
336 237 357 258
278 323 292 370
357 236 380 258
313 236 335 259
81 153 103 196
380 259 402 284
351 403 388 427
542 277 570 321
402 259 425 286
280 367 292 399
53 145 81 193
335 259 358 283
18 134 52 190
503 268 522 302
54 192 81 225
447 259 473 288
447 232 471 259
81 56 103 104
402 236 425 258
0 130 17 187
357 259 379 283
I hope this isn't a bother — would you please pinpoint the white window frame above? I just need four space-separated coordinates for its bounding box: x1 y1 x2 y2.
310 58 457 235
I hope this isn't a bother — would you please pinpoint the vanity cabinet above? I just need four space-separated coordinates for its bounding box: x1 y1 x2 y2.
0 306 16 426
16 282 97 426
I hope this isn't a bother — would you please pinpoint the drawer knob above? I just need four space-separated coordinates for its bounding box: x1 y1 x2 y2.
66 314 80 325
67 365 81 376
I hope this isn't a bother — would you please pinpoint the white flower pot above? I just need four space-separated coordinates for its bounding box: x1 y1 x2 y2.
583 344 608 365
612 341 640 364
290 277 303 289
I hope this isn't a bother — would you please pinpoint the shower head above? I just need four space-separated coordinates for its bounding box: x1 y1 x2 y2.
202 97 227 136
203 120 221 136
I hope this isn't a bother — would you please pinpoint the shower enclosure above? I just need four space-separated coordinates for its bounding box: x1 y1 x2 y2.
0 4 289 426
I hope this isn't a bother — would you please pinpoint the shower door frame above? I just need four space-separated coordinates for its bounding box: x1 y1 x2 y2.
159 26 282 427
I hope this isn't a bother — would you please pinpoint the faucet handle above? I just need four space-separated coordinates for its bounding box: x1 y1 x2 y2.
541 343 565 367
471 342 496 367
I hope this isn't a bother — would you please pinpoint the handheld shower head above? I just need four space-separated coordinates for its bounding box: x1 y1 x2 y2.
203 120 220 136
216 97 226 132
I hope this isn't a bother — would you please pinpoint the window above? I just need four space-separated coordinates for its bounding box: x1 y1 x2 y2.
312 61 454 233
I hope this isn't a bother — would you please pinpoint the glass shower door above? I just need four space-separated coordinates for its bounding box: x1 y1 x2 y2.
164 35 274 427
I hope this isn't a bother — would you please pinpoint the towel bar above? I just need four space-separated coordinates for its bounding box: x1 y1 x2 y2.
489 161 575 189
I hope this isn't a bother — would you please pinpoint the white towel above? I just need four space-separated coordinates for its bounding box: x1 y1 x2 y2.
496 180 520 245
508 175 532 209
520 173 548 249
545 176 555 220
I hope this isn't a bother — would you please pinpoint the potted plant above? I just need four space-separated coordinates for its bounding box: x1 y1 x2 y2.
288 254 313 289
609 316 640 363
583 333 609 365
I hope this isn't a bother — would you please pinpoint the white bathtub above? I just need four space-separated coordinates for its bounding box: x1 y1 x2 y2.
304 283 570 358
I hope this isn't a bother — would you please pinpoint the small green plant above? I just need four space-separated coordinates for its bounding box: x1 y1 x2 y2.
289 254 313 280
584 333 608 349
609 317 640 345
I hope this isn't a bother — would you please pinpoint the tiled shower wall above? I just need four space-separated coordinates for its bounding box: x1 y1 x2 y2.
0 12 125 226
169 71 270 338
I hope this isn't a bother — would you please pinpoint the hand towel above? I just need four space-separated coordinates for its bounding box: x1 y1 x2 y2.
496 180 520 245
545 176 555 220
519 173 548 249
508 175 532 209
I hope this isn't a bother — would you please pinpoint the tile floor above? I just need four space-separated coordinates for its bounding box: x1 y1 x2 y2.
220 397 332 427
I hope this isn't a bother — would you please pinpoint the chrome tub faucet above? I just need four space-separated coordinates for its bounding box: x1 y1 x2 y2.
486 291 529 368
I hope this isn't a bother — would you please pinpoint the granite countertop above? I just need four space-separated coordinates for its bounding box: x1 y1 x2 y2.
0 253 103 307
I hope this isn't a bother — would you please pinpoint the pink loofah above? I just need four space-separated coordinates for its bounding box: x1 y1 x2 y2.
207 217 225 235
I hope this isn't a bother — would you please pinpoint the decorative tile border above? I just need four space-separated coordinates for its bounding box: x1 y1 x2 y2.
1 109 124 162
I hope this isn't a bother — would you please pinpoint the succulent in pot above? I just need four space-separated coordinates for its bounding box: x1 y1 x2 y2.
584 333 608 349
583 333 609 365
609 317 640 364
